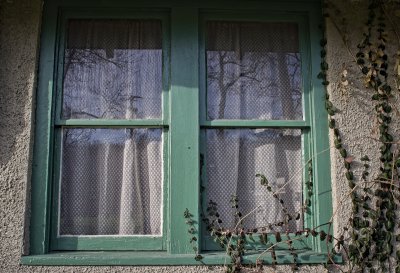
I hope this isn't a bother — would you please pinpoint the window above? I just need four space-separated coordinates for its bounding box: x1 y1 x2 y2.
201 19 305 251
24 0 333 265
51 14 169 251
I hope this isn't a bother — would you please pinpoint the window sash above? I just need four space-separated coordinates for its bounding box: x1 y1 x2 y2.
29 1 331 257
199 13 311 126
50 11 170 251
199 13 314 250
54 10 171 127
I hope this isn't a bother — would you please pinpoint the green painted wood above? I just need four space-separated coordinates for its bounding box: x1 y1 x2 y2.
20 250 342 266
162 16 171 126
302 129 315 248
204 232 312 251
169 7 200 254
56 0 321 10
308 4 333 253
201 120 309 128
54 236 163 251
49 129 62 251
298 13 315 249
162 128 170 250
55 119 166 127
60 9 170 19
29 1 59 255
31 0 333 262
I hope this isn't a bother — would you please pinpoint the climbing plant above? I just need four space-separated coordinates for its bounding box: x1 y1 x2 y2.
322 0 400 272
184 0 400 272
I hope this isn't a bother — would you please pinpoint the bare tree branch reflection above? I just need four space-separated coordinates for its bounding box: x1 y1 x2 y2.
62 48 161 119
207 50 302 120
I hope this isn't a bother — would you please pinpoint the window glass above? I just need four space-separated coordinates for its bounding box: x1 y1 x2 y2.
58 19 164 239
60 128 163 236
206 21 302 120
205 129 302 231
62 19 163 120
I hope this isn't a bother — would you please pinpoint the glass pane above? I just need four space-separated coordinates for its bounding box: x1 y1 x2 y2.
205 129 302 232
60 128 163 236
206 21 302 120
62 20 163 120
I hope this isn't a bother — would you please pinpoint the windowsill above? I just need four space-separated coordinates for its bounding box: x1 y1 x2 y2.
21 250 343 266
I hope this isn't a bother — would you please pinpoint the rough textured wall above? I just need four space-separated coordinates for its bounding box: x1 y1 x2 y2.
326 0 400 241
3 0 399 272
0 0 41 270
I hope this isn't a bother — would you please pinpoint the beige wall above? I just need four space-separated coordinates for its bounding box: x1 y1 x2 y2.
1 0 399 272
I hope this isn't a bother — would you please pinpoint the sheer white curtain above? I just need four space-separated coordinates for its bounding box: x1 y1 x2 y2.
205 22 303 232
59 20 163 236
63 19 162 120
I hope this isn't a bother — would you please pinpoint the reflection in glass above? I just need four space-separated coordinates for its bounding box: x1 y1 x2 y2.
60 128 163 235
205 129 302 231
206 21 302 120
62 20 162 120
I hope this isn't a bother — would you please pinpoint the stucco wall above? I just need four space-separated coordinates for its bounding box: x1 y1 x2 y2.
1 0 399 272
325 0 400 239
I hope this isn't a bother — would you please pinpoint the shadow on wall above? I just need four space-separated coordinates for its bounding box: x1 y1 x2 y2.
0 0 42 257
0 0 39 167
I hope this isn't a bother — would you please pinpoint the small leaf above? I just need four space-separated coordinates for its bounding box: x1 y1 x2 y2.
372 94 380 100
194 254 203 261
321 61 329 70
329 119 335 129
257 174 269 186
339 148 347 158
360 155 370 161
334 138 342 149
317 72 326 79
345 171 354 181
184 208 191 218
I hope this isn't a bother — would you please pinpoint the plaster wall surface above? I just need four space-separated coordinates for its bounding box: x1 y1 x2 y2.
1 0 399 272
325 0 400 239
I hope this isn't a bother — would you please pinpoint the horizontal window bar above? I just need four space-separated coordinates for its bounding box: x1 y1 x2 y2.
201 120 309 128
55 119 167 127
21 251 342 266
52 236 163 251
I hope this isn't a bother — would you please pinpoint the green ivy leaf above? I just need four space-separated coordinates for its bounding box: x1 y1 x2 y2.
339 148 347 158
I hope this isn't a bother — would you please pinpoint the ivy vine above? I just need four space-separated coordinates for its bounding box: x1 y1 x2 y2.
184 1 400 272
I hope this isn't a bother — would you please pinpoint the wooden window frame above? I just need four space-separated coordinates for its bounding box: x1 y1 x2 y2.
22 0 338 266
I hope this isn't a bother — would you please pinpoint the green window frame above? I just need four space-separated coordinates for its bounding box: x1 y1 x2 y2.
50 9 170 252
22 0 339 266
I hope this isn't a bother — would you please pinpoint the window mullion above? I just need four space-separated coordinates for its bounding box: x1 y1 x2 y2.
169 7 200 255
